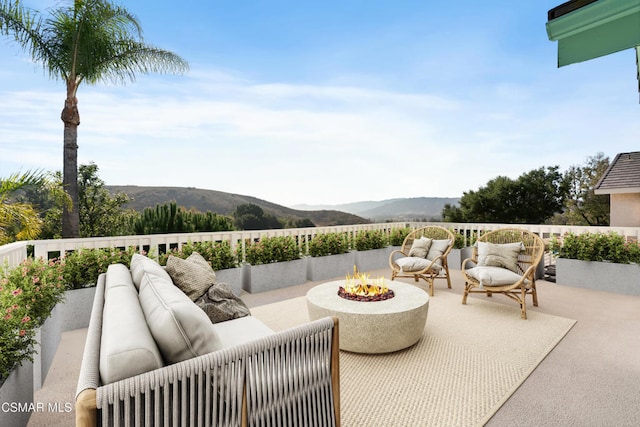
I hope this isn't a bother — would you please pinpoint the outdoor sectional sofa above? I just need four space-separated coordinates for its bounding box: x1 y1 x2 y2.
75 255 340 426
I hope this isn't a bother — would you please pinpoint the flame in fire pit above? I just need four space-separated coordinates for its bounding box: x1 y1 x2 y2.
338 266 395 301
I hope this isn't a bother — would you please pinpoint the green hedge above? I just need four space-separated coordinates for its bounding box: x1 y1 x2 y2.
553 232 640 264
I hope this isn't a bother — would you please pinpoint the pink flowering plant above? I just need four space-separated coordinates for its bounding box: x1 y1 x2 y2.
0 257 65 381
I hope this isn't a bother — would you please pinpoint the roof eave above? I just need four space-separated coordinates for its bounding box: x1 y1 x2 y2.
546 0 640 66
594 187 640 195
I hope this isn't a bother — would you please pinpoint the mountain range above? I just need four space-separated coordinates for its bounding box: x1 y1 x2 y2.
106 185 459 226
292 197 460 221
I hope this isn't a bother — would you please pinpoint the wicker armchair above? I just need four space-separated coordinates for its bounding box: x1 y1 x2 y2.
461 228 545 319
389 226 455 296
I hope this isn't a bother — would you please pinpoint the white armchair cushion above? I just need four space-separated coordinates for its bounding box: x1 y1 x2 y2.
477 242 524 273
408 237 432 258
466 266 529 287
396 256 439 272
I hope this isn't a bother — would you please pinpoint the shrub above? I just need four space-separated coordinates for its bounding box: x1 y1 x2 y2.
450 229 480 249
62 246 140 290
0 258 65 381
553 232 640 264
242 236 301 265
354 230 388 251
389 227 412 246
308 232 349 257
159 241 237 270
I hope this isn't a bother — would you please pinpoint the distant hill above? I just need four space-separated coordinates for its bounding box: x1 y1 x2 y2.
106 185 368 227
293 197 460 221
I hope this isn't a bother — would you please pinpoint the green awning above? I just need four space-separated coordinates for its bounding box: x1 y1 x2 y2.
546 0 640 66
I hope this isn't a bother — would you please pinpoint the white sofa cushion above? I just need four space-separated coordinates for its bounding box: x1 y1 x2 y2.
477 241 524 273
100 264 163 384
137 262 220 364
130 253 169 291
466 266 529 287
165 252 216 301
396 256 433 272
408 237 432 258
213 316 275 348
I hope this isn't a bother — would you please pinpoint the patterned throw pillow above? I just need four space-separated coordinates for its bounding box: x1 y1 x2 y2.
408 237 432 258
166 252 217 301
477 242 524 273
195 283 251 324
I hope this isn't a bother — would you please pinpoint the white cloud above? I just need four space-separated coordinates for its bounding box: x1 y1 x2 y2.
1 62 638 206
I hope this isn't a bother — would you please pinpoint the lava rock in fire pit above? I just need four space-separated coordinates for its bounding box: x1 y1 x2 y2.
337 286 395 302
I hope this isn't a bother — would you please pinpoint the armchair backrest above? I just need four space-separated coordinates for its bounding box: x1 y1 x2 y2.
473 228 545 276
401 226 455 257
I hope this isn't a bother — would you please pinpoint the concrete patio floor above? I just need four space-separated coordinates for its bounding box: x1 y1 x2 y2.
28 268 640 427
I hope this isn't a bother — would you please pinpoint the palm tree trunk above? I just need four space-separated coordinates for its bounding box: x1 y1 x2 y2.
61 93 80 238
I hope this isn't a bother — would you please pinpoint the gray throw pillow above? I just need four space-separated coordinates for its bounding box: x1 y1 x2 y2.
166 252 216 301
195 283 251 324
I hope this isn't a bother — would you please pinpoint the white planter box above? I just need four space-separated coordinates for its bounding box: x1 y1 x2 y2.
556 258 640 296
33 305 62 391
242 259 308 293
306 252 356 281
59 287 96 332
33 287 96 391
354 247 394 272
214 267 243 296
0 360 34 427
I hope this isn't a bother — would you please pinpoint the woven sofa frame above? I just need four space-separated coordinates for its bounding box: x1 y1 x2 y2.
75 274 340 427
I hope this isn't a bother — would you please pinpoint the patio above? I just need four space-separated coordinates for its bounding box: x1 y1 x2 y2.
27 266 640 427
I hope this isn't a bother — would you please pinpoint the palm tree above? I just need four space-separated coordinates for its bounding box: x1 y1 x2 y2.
0 171 49 244
0 0 189 237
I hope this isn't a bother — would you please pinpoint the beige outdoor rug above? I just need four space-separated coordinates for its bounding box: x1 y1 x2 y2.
250 290 576 427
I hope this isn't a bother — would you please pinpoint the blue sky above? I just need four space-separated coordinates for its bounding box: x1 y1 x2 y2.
1 0 638 207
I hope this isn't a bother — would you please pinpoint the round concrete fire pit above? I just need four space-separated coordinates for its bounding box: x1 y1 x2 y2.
306 280 429 353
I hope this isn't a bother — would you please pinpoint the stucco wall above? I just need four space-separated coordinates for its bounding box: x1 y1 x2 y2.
610 193 640 227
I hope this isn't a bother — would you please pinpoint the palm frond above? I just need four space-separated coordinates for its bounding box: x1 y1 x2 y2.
0 0 67 79
0 170 48 195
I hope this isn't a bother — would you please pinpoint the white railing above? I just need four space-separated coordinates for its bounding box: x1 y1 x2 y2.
1 222 639 269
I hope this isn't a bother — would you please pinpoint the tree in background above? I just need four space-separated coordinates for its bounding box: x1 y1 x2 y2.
0 0 188 238
555 153 610 226
442 166 568 224
233 204 283 230
131 202 234 235
16 163 132 238
78 163 136 237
